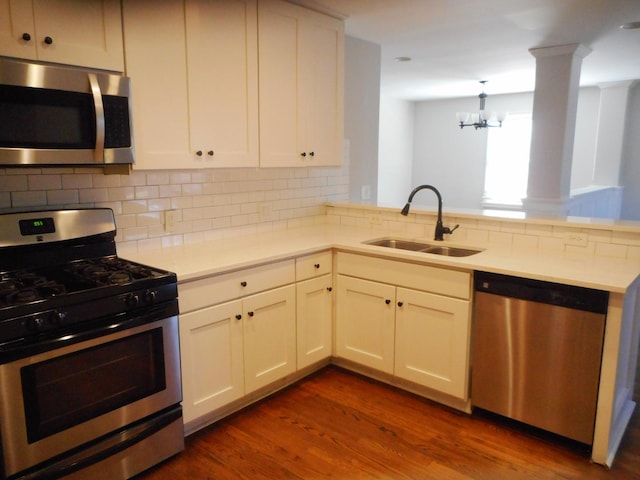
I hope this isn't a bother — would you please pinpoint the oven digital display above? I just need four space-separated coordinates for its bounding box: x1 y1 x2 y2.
19 217 56 236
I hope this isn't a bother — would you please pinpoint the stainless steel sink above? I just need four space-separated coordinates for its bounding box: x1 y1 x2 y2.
363 238 481 257
422 245 481 257
364 238 430 251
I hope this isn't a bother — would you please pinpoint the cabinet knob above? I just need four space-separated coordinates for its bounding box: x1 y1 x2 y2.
240 281 247 287
397 301 404 307
300 152 307 157
196 150 203 156
314 263 320 269
207 150 214 156
248 311 254 317
22 32 31 41
309 151 315 157
385 299 391 304
326 287 333 292
44 36 53 45
235 314 242 320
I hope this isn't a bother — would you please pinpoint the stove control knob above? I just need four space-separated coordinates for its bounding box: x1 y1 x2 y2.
144 289 158 304
50 310 68 326
126 293 141 307
26 316 45 332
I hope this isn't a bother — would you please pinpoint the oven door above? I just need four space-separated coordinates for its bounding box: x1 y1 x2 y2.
0 314 182 479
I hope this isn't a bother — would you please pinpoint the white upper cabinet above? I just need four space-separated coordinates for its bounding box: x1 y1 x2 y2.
122 0 191 169
123 0 259 170
185 0 259 167
0 0 124 71
258 0 344 167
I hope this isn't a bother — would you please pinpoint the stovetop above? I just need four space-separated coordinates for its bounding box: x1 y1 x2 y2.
1 256 167 308
0 209 178 347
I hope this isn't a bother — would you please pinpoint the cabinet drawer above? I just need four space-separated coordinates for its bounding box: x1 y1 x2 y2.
179 259 295 313
296 250 332 281
336 252 471 300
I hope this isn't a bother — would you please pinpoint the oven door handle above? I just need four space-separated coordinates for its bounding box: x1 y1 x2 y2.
0 302 177 364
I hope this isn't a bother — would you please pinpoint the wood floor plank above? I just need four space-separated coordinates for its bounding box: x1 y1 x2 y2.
138 366 640 479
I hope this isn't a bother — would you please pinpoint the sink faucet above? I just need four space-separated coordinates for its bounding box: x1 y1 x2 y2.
400 185 459 241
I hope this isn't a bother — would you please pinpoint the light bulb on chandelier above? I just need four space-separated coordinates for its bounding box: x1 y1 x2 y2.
456 81 507 129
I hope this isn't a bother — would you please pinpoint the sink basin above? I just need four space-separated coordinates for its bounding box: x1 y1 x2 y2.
364 238 429 251
422 246 481 257
363 238 481 257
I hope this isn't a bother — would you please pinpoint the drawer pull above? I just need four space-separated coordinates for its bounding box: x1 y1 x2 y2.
235 314 242 320
314 263 320 269
248 311 254 317
327 287 333 292
397 301 404 307
385 299 391 305
240 281 247 287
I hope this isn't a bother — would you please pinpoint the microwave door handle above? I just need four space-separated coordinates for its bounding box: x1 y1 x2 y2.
88 73 105 163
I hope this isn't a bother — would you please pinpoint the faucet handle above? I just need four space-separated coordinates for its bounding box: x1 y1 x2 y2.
442 224 460 235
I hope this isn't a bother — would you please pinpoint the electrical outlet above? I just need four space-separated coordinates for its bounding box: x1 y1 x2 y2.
564 232 588 247
164 210 179 232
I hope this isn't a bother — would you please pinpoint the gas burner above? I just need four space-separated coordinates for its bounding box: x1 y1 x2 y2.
15 272 48 287
108 271 133 285
8 288 39 305
0 280 18 298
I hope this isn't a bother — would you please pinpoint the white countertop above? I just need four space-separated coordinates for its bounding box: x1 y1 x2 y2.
122 224 640 294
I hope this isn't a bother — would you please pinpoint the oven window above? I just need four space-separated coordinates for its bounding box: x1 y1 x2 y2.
21 328 166 443
0 84 96 149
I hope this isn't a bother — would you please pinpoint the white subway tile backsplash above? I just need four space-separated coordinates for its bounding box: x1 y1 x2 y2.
29 174 61 190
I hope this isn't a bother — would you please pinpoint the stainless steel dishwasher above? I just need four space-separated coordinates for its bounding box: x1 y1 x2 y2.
471 271 609 444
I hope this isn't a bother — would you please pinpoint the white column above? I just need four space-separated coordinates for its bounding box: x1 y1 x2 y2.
593 80 636 186
523 44 591 215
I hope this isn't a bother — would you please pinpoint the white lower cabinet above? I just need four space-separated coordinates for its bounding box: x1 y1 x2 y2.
179 300 244 424
336 275 395 373
243 285 296 393
394 287 471 399
336 252 472 400
296 275 333 368
178 260 296 424
296 251 333 369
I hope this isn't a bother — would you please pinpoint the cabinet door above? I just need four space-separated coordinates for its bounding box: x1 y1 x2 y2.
336 275 395 374
123 0 192 170
185 0 258 167
1 0 123 70
258 0 343 167
0 0 36 60
395 287 471 399
296 275 333 369
299 9 344 166
243 285 296 393
33 0 123 70
179 300 244 424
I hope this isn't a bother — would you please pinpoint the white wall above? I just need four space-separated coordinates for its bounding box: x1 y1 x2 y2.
379 87 640 219
572 87 600 189
345 36 381 203
621 83 640 220
407 92 533 210
378 97 414 207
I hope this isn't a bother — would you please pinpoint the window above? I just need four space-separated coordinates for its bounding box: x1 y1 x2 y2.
483 113 532 208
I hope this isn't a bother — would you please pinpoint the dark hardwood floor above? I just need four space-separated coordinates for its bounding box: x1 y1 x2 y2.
140 365 640 479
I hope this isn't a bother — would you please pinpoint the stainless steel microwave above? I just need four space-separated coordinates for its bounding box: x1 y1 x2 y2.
0 58 134 166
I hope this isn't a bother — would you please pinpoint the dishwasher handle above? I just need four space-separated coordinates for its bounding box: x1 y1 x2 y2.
474 271 609 314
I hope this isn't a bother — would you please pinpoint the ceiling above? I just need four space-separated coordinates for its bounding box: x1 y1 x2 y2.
297 0 640 101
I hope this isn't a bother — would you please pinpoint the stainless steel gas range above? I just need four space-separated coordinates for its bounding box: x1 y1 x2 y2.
0 209 183 480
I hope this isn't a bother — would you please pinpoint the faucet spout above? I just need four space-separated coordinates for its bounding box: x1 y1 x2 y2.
400 185 458 241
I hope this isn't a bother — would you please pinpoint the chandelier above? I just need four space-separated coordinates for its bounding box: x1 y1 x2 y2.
456 81 507 129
